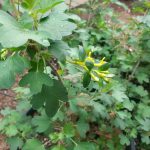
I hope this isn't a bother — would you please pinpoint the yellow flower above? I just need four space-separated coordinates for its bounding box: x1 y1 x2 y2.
90 72 99 82
94 57 106 67
93 70 110 82
68 51 113 83
85 52 95 63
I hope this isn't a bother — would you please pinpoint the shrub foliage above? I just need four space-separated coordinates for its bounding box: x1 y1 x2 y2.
0 0 150 150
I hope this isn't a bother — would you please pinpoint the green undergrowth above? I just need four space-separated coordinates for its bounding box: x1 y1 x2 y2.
0 0 150 150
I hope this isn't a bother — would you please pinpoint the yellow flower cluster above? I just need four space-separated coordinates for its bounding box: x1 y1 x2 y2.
70 52 114 82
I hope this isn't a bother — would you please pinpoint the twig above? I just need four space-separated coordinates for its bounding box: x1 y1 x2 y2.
128 59 141 81
10 0 20 19
17 0 20 14
48 62 63 84
69 0 72 10
70 138 78 146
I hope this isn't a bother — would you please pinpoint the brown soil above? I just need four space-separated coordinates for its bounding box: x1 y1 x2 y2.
66 0 88 8
0 90 16 109
111 0 136 22
0 90 16 150
0 135 8 150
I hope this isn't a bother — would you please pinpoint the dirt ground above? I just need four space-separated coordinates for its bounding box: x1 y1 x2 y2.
0 0 135 150
66 0 88 7
0 90 16 150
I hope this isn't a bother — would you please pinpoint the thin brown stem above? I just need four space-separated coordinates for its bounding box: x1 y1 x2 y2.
17 0 20 14
10 0 20 19
69 0 72 9
128 59 141 81
48 61 63 84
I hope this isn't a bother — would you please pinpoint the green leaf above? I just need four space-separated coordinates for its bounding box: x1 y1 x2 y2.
18 12 34 29
114 118 126 130
74 142 96 150
32 113 50 133
29 60 45 72
7 137 23 150
137 103 150 118
53 110 65 122
77 120 89 138
49 41 70 62
49 132 64 143
139 119 150 131
2 0 13 12
31 80 68 117
35 0 64 14
18 123 32 136
0 10 49 48
129 128 137 138
39 3 76 40
22 139 45 150
0 54 29 89
22 0 64 14
122 99 134 111
51 145 67 150
141 135 150 145
21 0 39 10
52 2 68 12
83 72 91 88
117 111 128 119
91 101 108 118
112 90 128 102
137 15 150 27
20 72 53 94
63 123 75 138
0 44 3 51
111 82 128 102
78 46 86 61
99 63 110 71
134 86 148 97
136 72 149 84
119 134 130 145
69 98 79 113
0 119 8 131
5 125 18 137
0 107 12 116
